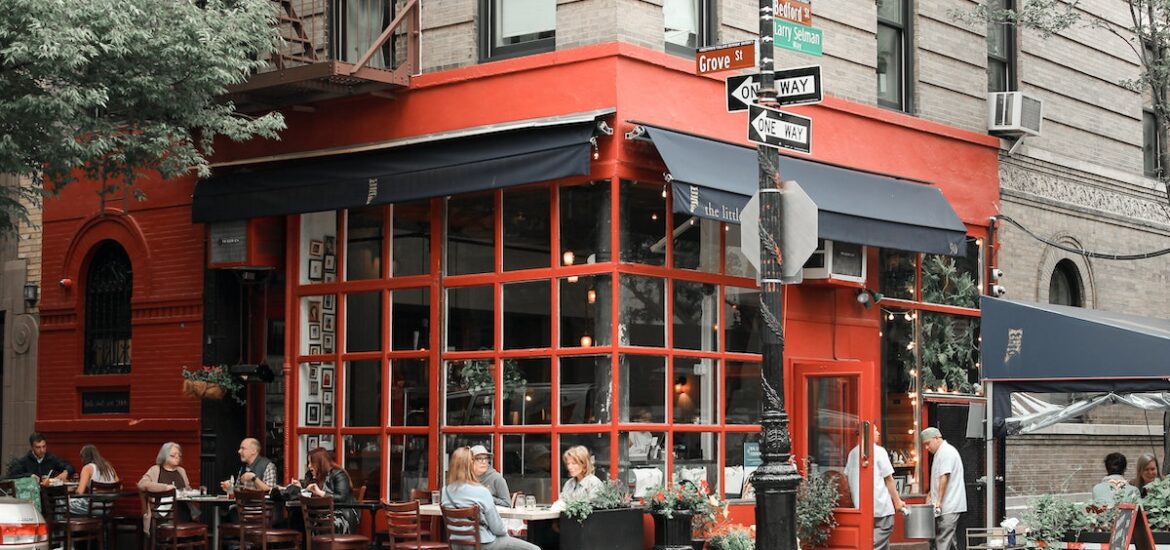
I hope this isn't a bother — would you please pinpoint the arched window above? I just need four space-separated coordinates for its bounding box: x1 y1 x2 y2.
85 241 132 374
1048 259 1082 307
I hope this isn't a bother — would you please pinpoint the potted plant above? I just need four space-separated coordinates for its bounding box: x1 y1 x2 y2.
795 468 839 549
645 480 721 550
181 365 244 405
1141 476 1170 543
1022 493 1092 548
560 479 644 550
708 524 755 550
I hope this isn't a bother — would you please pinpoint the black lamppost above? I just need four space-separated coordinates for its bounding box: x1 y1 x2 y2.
752 2 803 549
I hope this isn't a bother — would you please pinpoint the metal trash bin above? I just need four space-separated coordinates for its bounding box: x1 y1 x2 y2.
903 504 936 539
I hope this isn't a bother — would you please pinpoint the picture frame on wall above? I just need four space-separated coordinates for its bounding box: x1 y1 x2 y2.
322 405 333 424
309 240 324 257
308 259 324 280
323 273 336 283
308 301 321 322
309 365 319 380
305 403 321 426
323 391 333 405
320 435 334 450
322 333 334 353
307 435 320 449
324 254 336 272
323 295 335 312
309 344 322 356
309 380 319 396
323 314 334 332
321 366 334 390
308 323 321 341
324 235 336 254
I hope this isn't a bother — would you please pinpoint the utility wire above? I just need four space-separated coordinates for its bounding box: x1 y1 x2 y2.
995 214 1170 261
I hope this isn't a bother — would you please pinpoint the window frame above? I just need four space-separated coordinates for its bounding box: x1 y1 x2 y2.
1144 109 1163 178
986 0 1017 93
876 0 914 112
478 0 557 62
664 0 716 57
84 241 133 375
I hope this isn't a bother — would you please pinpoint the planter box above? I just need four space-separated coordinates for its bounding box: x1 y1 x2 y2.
560 507 645 550
653 511 695 550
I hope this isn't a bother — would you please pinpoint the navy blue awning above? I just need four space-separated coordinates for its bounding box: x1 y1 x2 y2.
193 111 611 223
631 122 968 256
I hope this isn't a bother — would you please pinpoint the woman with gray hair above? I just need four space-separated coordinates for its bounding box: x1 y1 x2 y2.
137 442 200 528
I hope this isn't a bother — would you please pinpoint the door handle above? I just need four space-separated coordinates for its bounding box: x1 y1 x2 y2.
861 420 871 467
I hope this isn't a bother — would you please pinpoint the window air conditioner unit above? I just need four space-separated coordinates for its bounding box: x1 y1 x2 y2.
208 218 283 270
802 240 866 284
987 91 1043 137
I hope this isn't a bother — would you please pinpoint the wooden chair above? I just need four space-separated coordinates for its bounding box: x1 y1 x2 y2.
383 500 447 550
145 488 207 550
440 505 482 550
234 489 301 550
41 483 105 550
407 489 437 539
300 495 369 550
91 480 144 550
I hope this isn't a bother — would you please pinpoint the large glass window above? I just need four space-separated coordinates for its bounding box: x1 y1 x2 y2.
620 275 665 347
560 433 612 480
346 291 382 353
388 434 429 501
1145 110 1163 177
560 275 612 348
393 200 430 276
1049 259 1083 307
560 355 612 424
673 281 718 351
664 0 709 53
390 359 428 426
725 287 761 353
447 192 495 275
724 432 760 498
503 281 551 349
446 359 495 426
673 357 717 424
560 182 612 266
922 237 981 308
85 241 133 375
619 430 665 497
879 250 918 301
986 0 1015 92
919 312 981 393
620 355 666 423
484 0 555 60
343 435 382 501
725 224 756 279
347 207 383 280
345 360 382 427
504 358 551 425
877 0 909 110
673 431 719 492
724 361 760 424
391 289 429 350
447 285 494 351
503 188 551 271
673 215 721 272
620 181 666 266
504 434 553 502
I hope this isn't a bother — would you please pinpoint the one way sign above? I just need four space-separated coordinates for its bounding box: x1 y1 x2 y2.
748 104 812 154
726 65 823 112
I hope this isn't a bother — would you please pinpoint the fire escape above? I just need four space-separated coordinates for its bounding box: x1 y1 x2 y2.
228 0 419 110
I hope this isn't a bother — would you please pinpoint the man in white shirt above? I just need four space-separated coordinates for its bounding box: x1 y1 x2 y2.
922 427 966 550
845 432 906 550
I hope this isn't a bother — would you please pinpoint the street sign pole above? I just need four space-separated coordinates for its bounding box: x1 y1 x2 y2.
753 0 801 549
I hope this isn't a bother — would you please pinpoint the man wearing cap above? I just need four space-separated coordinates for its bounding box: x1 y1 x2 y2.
471 445 512 507
845 430 905 550
922 427 966 550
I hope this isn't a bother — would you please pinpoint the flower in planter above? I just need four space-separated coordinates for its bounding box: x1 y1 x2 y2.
708 524 755 550
562 479 633 522
181 364 245 405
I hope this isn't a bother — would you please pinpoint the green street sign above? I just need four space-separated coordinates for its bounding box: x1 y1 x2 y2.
774 19 823 57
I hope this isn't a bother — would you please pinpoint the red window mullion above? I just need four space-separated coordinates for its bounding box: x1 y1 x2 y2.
608 176 622 481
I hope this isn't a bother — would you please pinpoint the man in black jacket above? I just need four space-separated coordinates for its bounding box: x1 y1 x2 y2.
6 432 74 481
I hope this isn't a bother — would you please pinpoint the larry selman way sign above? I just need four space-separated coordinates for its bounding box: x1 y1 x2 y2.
748 104 812 154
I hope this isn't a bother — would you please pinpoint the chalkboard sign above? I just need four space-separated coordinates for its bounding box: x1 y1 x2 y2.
1110 503 1155 550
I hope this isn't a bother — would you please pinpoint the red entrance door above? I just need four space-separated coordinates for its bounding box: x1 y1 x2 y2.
792 361 877 550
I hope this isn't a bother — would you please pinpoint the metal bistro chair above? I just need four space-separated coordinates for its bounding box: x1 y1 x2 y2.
300 495 369 550
383 500 448 550
234 489 301 550
41 483 105 550
440 505 482 550
145 487 207 550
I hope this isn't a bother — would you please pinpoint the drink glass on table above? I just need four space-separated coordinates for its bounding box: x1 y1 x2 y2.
526 495 536 510
431 490 441 505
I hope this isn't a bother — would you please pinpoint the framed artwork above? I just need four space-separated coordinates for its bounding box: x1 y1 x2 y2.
894 475 908 495
324 254 336 272
309 240 324 257
323 391 333 405
320 435 334 450
308 323 321 341
308 301 321 322
321 366 334 390
309 365 319 380
324 273 336 283
305 403 321 426
309 344 322 356
323 313 335 332
309 380 319 396
324 235 336 254
322 333 335 353
307 435 320 449
308 259 324 281
322 405 333 424
323 295 335 312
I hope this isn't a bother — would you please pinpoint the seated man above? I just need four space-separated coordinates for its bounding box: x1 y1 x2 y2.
1092 452 1139 504
6 432 73 481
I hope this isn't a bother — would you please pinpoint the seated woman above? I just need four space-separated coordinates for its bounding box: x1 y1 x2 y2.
69 444 119 516
441 447 538 550
289 447 359 534
550 445 604 511
137 442 200 527
1133 453 1161 498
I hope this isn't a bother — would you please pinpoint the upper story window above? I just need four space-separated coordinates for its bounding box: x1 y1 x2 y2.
1144 109 1163 177
986 0 1016 92
85 241 132 375
481 0 555 61
877 0 911 111
664 0 713 55
1049 259 1083 307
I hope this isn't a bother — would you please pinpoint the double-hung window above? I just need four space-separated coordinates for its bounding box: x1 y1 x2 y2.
986 0 1016 92
664 0 713 55
482 0 555 60
877 0 911 110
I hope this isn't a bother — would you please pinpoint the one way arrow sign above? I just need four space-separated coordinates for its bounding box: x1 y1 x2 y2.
726 65 823 112
748 104 812 154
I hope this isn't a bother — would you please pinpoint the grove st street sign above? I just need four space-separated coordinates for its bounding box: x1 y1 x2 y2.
695 40 756 75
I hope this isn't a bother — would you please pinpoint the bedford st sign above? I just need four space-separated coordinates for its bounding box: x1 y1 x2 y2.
696 40 756 75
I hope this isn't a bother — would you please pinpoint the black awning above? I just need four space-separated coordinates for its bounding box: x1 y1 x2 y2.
636 123 968 256
193 115 604 223
981 297 1170 382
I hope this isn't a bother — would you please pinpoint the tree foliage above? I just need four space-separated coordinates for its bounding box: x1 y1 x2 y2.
0 0 286 232
954 0 1170 202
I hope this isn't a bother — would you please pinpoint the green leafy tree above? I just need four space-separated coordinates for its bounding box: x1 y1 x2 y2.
0 0 286 232
954 1 1170 200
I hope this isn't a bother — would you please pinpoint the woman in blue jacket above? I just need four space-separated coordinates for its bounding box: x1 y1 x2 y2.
442 447 538 550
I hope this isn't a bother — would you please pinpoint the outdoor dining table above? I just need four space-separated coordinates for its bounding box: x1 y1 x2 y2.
176 493 234 550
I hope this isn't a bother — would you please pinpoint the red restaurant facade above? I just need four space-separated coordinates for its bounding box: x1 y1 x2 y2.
38 42 1000 550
